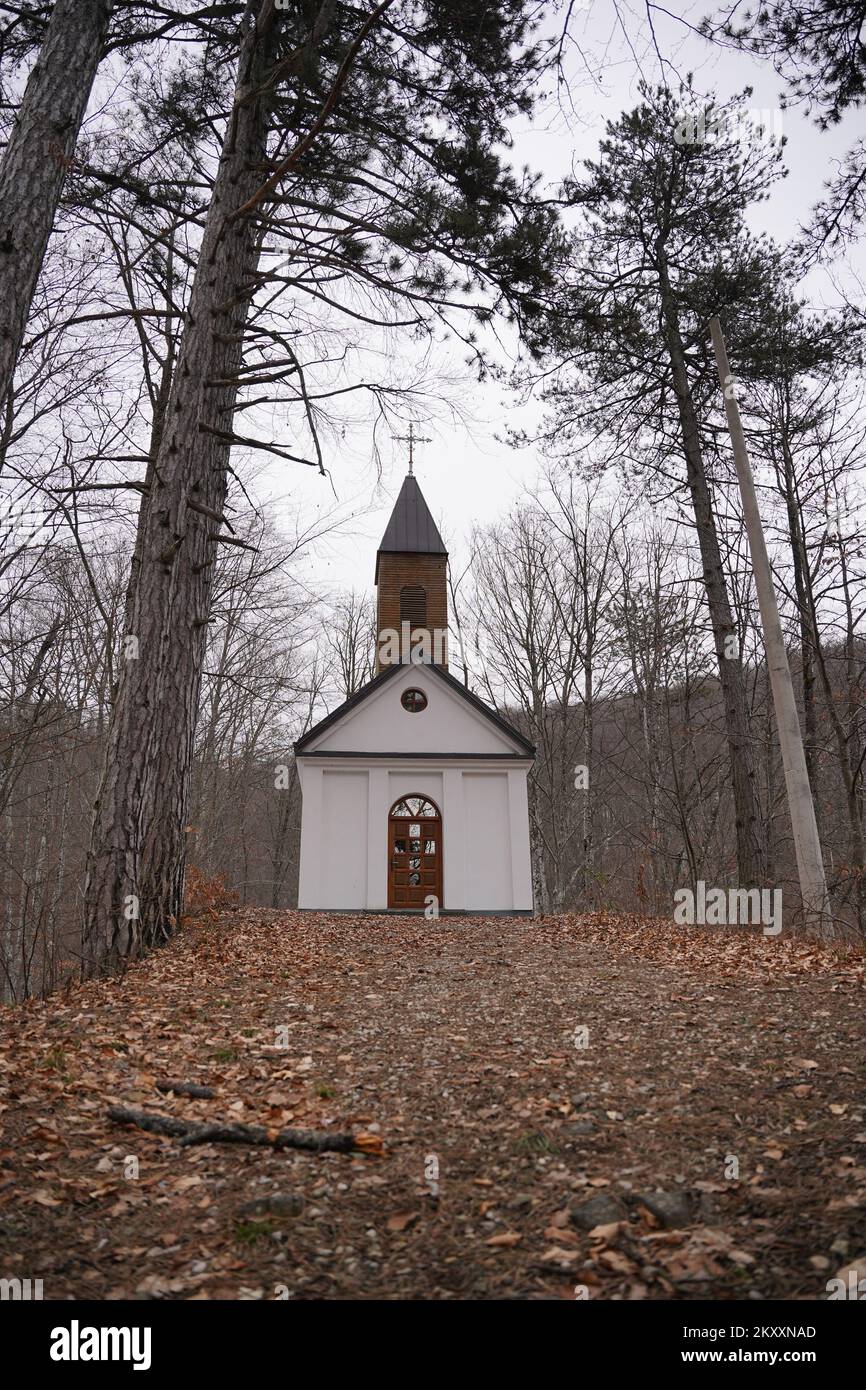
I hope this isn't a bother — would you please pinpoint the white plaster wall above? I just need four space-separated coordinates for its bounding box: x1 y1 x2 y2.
386 770 443 812
307 664 512 756
299 768 369 909
462 772 512 910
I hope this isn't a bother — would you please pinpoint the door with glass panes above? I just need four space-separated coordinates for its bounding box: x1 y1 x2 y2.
388 796 442 908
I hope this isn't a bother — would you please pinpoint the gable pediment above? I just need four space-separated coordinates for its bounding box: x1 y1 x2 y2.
295 664 534 758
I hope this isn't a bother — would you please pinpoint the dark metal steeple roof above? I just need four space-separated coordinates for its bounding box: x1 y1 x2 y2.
375 474 447 581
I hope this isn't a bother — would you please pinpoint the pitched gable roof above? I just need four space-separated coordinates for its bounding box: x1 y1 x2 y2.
375 475 447 581
293 662 535 758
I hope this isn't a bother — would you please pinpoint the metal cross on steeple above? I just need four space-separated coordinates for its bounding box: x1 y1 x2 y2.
393 422 432 476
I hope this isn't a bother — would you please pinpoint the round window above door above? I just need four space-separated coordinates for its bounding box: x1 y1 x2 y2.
401 688 427 712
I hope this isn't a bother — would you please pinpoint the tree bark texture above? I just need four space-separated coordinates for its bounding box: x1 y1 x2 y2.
0 0 114 416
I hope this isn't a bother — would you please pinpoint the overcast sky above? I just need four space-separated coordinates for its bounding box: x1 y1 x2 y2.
268 0 865 602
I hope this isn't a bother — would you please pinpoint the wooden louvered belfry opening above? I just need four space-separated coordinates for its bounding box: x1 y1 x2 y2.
400 584 427 629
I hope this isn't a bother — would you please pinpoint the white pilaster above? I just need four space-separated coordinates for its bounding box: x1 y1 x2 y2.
508 768 534 911
296 762 323 908
367 767 388 908
443 767 465 910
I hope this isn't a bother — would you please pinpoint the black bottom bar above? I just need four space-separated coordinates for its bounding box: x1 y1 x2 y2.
10 1296 860 1378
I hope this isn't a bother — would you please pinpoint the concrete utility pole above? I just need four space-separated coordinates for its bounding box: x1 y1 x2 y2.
709 317 833 936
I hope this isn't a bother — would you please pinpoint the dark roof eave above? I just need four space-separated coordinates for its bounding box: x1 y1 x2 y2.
297 750 534 761
294 665 401 753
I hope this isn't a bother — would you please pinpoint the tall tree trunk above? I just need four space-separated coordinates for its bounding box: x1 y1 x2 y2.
835 509 865 929
528 774 550 916
271 759 297 909
580 677 594 901
782 467 865 925
0 0 113 417
777 420 822 820
47 754 72 993
121 309 177 640
82 1 290 968
656 249 766 885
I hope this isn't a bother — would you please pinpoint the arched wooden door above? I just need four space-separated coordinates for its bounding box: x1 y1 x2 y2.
388 796 442 909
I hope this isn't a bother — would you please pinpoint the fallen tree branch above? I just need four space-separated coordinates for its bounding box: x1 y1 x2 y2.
155 1080 215 1099
177 1122 358 1152
107 1108 188 1139
107 1105 373 1154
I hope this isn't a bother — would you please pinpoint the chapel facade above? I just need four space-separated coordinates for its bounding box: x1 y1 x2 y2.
294 471 535 913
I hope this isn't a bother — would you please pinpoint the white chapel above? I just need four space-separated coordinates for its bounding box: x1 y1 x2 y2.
295 469 535 913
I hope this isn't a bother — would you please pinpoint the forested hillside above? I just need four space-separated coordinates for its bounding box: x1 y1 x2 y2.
2 0 866 1332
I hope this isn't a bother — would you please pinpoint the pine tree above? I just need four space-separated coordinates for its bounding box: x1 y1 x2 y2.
81 0 560 968
527 83 790 887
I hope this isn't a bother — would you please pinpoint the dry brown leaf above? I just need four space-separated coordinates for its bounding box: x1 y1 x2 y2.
172 1175 203 1193
588 1221 622 1243
540 1245 581 1268
386 1211 419 1233
542 1226 579 1245
598 1249 638 1275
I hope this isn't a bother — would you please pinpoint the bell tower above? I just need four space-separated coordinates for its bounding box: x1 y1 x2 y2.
375 470 448 671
